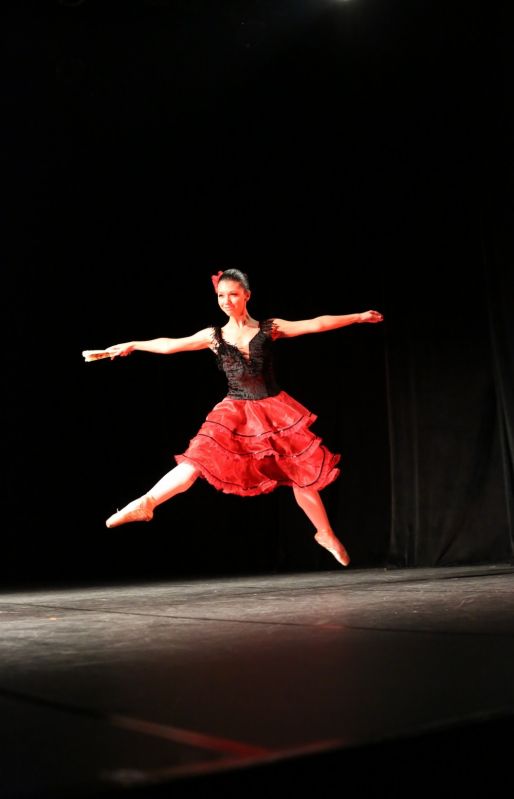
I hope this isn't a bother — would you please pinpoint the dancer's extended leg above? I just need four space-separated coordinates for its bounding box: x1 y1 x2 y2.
292 486 350 566
106 461 200 528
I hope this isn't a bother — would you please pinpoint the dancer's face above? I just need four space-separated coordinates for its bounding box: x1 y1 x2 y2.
217 280 250 317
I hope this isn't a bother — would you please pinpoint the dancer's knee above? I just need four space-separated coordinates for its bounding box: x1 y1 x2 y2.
293 485 316 503
178 462 200 491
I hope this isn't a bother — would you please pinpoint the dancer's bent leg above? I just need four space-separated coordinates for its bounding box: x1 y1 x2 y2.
106 462 200 528
292 486 350 567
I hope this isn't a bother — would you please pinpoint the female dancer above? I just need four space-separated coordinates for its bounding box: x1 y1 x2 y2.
86 268 383 567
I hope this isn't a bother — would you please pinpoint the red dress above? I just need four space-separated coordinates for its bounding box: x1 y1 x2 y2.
175 319 341 496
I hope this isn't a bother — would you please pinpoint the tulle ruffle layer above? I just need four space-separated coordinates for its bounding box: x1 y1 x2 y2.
175 390 341 496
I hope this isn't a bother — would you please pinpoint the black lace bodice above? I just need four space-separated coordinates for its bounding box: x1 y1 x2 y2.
211 319 281 400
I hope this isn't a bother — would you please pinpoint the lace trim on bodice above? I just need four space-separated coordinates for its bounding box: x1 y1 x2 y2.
210 319 280 400
211 319 277 357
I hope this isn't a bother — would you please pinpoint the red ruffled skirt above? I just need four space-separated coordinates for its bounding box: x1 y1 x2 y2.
175 390 341 496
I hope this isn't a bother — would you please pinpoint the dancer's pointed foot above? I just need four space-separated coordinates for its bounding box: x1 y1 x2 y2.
314 530 351 567
106 495 154 529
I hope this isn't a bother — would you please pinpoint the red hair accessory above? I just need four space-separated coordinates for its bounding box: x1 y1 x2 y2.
211 270 224 292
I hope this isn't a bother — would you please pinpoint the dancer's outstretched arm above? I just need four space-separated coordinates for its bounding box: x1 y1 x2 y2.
104 327 214 358
273 310 383 339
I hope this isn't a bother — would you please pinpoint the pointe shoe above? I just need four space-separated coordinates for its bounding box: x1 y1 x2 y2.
314 530 351 567
106 495 154 529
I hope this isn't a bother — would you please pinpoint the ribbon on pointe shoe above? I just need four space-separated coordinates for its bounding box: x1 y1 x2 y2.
106 496 154 528
314 531 351 567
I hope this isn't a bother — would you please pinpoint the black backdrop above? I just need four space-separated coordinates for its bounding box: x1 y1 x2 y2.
5 0 513 584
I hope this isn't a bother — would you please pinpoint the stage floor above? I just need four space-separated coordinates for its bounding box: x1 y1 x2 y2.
2 563 514 797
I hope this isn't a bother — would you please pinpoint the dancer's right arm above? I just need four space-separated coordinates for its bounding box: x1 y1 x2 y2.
105 327 214 358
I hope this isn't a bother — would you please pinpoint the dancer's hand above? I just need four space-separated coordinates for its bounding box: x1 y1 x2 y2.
359 310 383 324
105 342 135 358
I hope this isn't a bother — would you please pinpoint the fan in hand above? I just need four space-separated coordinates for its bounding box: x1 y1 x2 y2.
82 350 112 362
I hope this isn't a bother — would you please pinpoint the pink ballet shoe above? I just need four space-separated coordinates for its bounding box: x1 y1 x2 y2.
106 495 154 529
314 530 351 567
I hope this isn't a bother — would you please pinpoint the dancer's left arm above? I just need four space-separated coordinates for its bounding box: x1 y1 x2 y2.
273 310 383 338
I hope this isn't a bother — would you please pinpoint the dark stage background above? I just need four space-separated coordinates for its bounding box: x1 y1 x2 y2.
5 0 513 584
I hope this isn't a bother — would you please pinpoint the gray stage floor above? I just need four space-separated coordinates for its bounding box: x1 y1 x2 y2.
1 563 514 798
